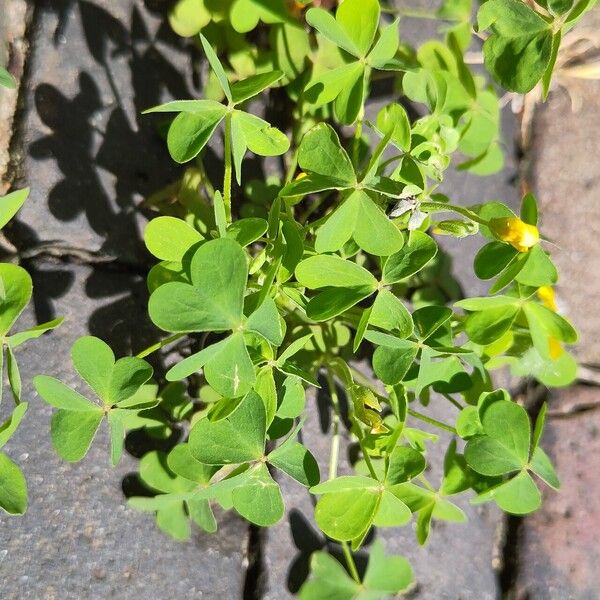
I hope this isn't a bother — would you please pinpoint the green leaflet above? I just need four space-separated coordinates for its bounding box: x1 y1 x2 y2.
0 452 27 515
144 216 203 261
465 399 559 514
34 337 154 464
0 65 16 89
477 0 553 93
0 188 29 230
149 238 247 333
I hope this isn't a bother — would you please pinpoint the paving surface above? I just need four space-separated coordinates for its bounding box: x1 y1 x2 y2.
0 263 247 600
0 2 248 599
9 0 200 265
513 386 600 600
508 43 600 600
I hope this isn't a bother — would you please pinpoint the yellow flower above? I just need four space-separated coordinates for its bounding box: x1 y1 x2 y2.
489 217 539 252
295 171 307 181
536 286 563 358
549 337 564 360
537 286 557 311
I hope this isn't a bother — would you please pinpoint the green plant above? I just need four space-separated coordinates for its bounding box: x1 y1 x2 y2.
21 0 596 595
0 65 63 515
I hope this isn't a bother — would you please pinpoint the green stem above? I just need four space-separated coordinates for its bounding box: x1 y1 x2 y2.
326 368 341 481
420 201 489 226
341 541 361 584
353 117 363 168
442 393 465 410
382 6 438 18
408 408 457 435
223 111 233 224
285 147 299 184
417 473 436 492
378 153 405 171
136 333 186 359
353 420 378 480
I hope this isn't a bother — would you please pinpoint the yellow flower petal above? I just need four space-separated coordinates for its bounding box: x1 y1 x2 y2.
549 337 563 360
537 286 557 312
489 217 539 252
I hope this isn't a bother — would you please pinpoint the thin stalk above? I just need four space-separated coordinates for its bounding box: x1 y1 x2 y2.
442 393 465 410
301 194 328 224
408 408 457 435
326 368 341 481
417 473 436 492
341 541 361 584
136 333 186 359
353 420 379 480
382 6 438 18
223 111 233 224
420 201 489 226
285 147 299 183
353 117 363 168
378 153 405 171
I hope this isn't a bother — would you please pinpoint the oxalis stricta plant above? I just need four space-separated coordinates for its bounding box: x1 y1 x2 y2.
0 66 62 515
24 0 594 595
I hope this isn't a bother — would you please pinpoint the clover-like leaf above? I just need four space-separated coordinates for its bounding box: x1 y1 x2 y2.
296 123 355 185
246 296 284 345
465 400 530 475
0 264 32 337
0 403 28 448
231 111 290 184
300 539 413 600
189 390 266 465
167 108 227 163
34 338 154 463
144 216 203 262
313 476 382 542
362 540 414 596
199 33 232 102
268 424 320 487
0 188 29 230
0 452 27 515
299 551 359 600
144 38 287 171
477 0 553 93
230 70 284 104
465 399 559 514
50 409 104 463
229 0 293 34
231 463 285 526
365 332 419 385
6 317 63 348
382 231 438 283
150 238 247 333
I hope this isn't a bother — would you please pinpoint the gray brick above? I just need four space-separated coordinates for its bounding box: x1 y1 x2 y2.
12 1 200 265
514 387 600 600
0 262 248 599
